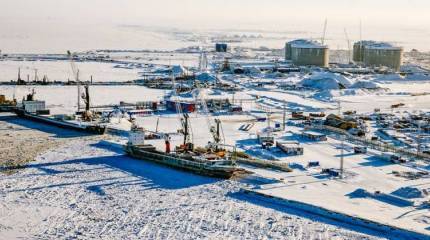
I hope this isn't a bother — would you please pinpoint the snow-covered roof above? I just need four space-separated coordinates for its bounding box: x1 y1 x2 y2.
355 40 403 50
196 72 217 82
287 39 328 49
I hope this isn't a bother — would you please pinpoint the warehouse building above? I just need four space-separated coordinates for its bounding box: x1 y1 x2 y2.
285 39 329 67
215 43 228 53
353 41 403 71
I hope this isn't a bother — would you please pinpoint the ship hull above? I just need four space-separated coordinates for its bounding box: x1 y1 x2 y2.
15 109 106 135
125 145 247 179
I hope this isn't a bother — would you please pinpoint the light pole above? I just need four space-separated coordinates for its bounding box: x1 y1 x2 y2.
282 102 286 131
340 135 345 179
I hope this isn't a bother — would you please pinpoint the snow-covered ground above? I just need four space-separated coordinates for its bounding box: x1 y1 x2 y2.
113 113 430 237
0 130 382 239
249 131 430 237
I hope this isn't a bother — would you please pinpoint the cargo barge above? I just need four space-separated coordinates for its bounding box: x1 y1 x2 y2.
124 126 249 179
14 108 106 134
125 144 248 178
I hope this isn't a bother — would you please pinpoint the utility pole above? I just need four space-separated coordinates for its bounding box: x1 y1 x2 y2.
282 103 286 131
17 67 22 82
34 69 38 82
417 121 422 154
340 135 345 179
77 69 81 112
155 117 160 133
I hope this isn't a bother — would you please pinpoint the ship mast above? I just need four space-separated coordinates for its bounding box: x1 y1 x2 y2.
67 51 81 112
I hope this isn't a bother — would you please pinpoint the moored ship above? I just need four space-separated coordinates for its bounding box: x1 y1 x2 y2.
15 89 106 135
124 124 249 179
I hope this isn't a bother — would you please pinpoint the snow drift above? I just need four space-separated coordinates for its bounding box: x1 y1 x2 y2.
300 72 353 90
350 80 381 89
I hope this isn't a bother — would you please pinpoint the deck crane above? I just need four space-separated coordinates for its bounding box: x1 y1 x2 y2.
81 84 94 121
192 84 225 152
67 51 94 121
67 50 81 112
170 69 194 151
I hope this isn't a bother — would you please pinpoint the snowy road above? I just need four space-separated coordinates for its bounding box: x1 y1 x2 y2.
0 137 382 239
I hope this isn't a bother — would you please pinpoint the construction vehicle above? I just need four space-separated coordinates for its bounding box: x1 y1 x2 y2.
325 114 358 130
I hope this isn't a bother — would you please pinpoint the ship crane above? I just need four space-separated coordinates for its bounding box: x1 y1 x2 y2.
170 69 194 151
192 84 225 152
321 18 328 45
67 50 81 112
179 113 193 150
80 84 94 121
67 50 95 121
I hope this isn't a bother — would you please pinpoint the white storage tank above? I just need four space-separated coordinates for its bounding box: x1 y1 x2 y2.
353 41 403 71
285 39 329 67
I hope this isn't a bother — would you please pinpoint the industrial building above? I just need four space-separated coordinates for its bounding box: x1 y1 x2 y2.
301 131 327 141
276 141 304 155
285 39 329 67
353 41 403 71
165 100 196 113
215 43 228 53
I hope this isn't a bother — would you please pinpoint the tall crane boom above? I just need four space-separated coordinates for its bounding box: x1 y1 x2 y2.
170 69 193 147
344 28 352 63
67 50 81 112
192 85 225 150
321 18 328 45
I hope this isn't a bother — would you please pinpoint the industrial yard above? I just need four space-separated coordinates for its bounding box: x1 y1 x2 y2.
1 39 430 239
1 1 430 239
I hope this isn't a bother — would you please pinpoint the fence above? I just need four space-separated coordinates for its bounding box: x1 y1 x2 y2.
308 124 430 161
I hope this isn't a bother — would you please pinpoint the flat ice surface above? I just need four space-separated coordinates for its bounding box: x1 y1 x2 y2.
0 135 382 239
0 60 140 83
0 85 167 114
